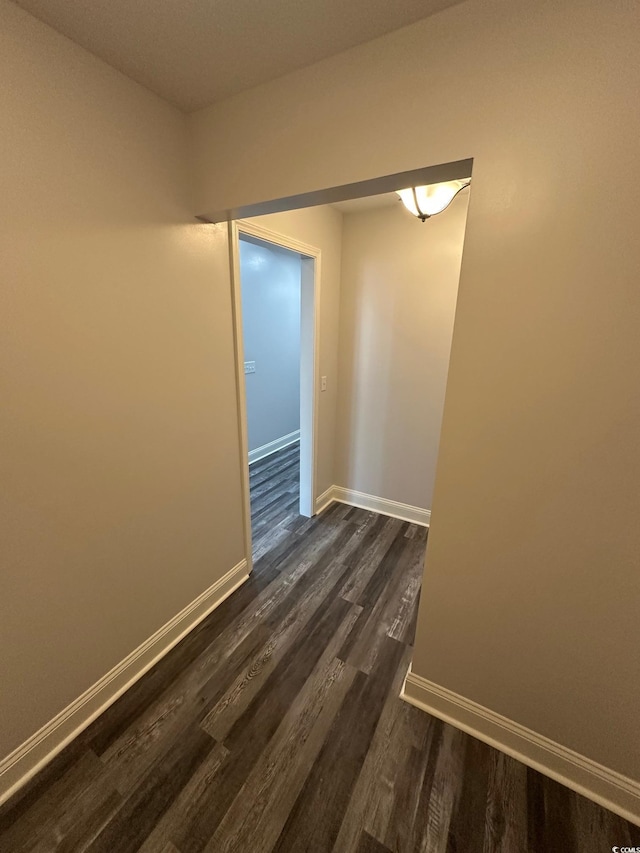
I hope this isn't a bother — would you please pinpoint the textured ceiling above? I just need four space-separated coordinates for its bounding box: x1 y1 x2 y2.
12 0 467 112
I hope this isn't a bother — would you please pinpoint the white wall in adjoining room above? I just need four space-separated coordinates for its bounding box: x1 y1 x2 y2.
239 237 302 455
335 192 469 511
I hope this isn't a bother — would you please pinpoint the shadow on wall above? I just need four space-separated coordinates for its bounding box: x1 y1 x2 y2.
336 190 470 513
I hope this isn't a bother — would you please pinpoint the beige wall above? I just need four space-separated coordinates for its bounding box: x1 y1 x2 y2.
191 0 640 780
4 0 640 794
0 1 244 758
245 206 343 499
336 196 468 509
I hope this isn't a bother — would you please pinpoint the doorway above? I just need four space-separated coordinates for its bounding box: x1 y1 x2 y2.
229 219 320 569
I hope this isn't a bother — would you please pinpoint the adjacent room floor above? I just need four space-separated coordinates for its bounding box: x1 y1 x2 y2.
250 441 301 559
0 457 637 851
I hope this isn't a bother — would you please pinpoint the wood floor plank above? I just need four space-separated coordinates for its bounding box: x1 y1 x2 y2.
250 462 297 495
272 636 407 853
250 479 296 511
200 536 360 742
339 516 402 605
86 725 216 853
571 785 635 852
251 472 298 512
292 501 344 537
482 751 526 853
204 606 361 853
355 831 393 853
386 533 427 645
0 738 89 830
0 750 119 853
171 596 355 853
252 506 343 580
405 716 445 852
538 774 578 853
366 709 420 846
250 473 298 503
250 443 301 553
252 517 296 562
340 534 425 674
383 742 431 853
525 765 547 853
52 789 123 853
252 497 300 543
413 723 466 853
136 742 229 853
332 502 356 521
1 442 637 852
444 736 490 853
97 620 272 797
249 444 299 479
332 643 415 853
222 590 354 757
356 522 412 611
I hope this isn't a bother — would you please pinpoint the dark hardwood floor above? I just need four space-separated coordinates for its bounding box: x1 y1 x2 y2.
1 443 637 851
249 441 301 559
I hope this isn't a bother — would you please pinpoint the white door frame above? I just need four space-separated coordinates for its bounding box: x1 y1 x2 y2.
228 219 321 571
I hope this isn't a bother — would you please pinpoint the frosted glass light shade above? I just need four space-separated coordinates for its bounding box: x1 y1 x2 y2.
397 179 470 220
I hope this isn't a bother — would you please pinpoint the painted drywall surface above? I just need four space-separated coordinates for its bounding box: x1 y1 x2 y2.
245 206 343 499
190 0 640 779
240 238 301 452
336 196 468 509
0 1 244 759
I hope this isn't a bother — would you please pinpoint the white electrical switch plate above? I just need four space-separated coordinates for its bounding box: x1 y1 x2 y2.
244 361 256 374
321 376 327 391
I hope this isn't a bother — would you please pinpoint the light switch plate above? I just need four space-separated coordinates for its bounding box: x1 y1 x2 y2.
244 361 256 374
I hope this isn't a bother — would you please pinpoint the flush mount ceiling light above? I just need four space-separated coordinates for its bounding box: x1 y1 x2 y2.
397 179 471 222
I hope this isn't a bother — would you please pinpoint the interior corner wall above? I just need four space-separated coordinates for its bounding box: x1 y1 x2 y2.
190 0 640 782
0 0 244 762
239 238 301 453
243 206 343 500
335 196 469 510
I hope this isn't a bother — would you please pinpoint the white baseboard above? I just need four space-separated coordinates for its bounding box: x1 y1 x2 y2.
324 486 430 527
314 486 335 515
248 430 300 465
0 559 249 808
401 666 640 827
